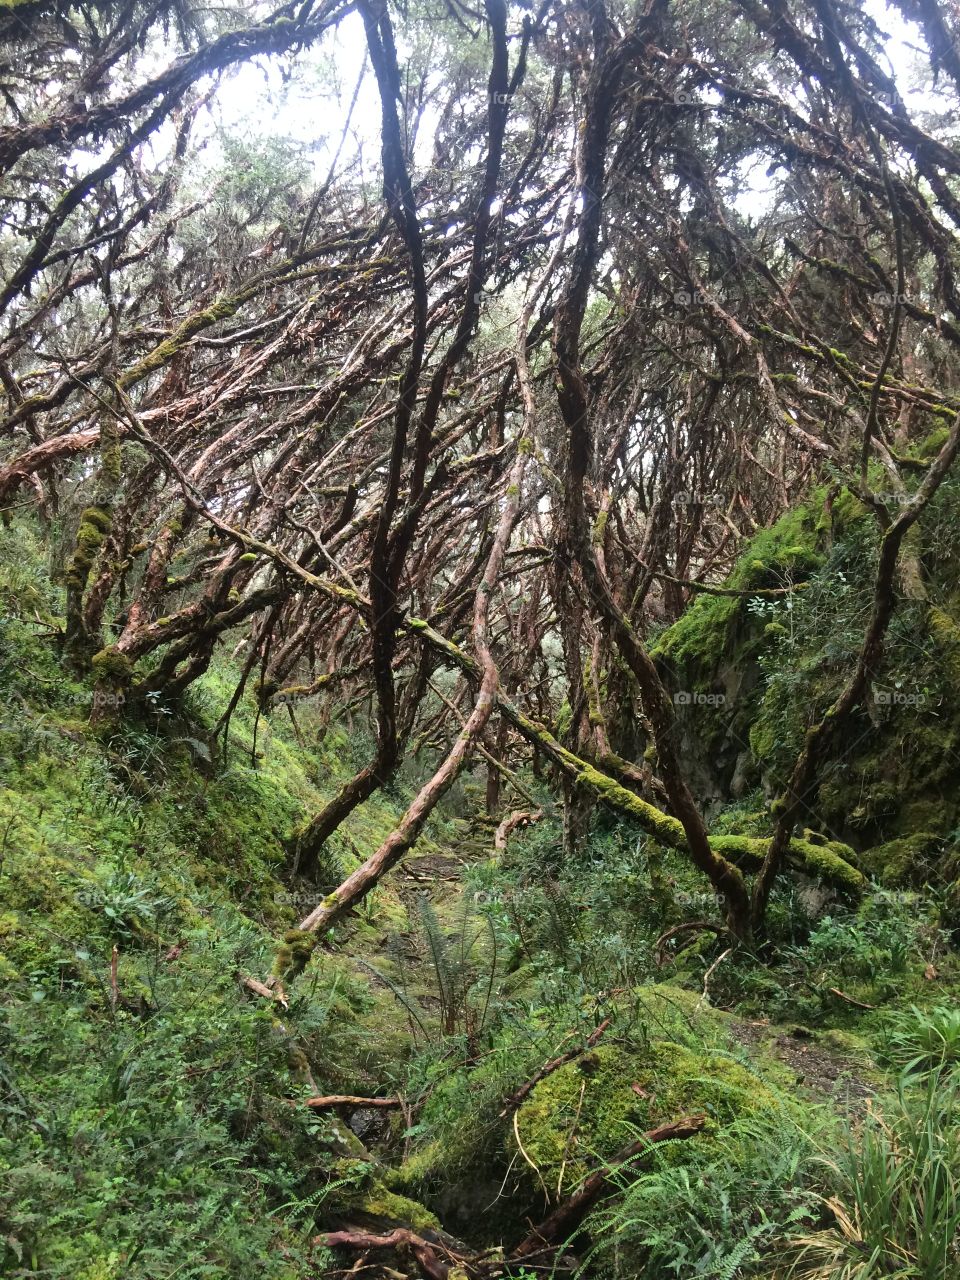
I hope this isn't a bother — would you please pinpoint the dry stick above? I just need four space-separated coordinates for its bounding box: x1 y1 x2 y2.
556 1079 587 1200
109 944 119 1012
298 1094 403 1110
238 974 288 1008
427 677 539 808
499 1018 612 1118
494 808 543 853
514 1108 552 1204
827 987 875 1010
510 1114 707 1260
699 946 733 1007
655 920 728 965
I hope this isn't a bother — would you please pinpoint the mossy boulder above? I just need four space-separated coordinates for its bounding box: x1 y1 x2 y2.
860 832 944 886
652 498 833 810
513 1040 774 1195
653 499 826 678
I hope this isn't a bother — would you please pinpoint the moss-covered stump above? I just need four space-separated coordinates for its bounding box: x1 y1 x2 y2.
512 1040 773 1197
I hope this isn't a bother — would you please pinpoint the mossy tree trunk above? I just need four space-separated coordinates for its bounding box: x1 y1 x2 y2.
64 408 122 674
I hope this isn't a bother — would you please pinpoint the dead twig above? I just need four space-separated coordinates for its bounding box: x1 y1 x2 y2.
699 946 732 1007
298 1094 403 1110
828 986 875 1010
109 944 119 1012
237 973 288 1009
655 920 728 966
318 1229 452 1280
499 1018 612 1117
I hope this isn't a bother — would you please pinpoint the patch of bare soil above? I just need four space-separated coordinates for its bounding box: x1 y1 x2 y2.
732 1019 875 1109
399 850 470 885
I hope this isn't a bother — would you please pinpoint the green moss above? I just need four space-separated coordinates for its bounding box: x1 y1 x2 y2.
555 698 573 739
798 840 866 892
577 763 686 846
860 832 943 885
273 928 315 981
653 498 825 682
65 506 112 589
916 425 951 460
514 1040 773 1193
121 298 241 387
926 605 960 690
90 646 134 682
329 1160 440 1231
707 834 864 892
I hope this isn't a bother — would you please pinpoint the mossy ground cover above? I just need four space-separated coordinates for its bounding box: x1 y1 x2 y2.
0 523 444 1274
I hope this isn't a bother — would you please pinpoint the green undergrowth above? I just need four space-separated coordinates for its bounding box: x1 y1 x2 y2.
4 509 960 1278
0 524 442 1275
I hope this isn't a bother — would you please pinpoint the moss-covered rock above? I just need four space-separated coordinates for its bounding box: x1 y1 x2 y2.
513 1040 774 1194
860 832 944 885
652 498 834 811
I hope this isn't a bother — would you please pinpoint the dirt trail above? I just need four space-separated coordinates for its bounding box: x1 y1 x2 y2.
732 1018 875 1108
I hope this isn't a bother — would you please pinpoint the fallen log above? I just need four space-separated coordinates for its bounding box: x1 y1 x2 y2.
494 808 543 853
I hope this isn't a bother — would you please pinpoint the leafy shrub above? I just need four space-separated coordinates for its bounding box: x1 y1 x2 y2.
878 1005 960 1077
580 1095 821 1279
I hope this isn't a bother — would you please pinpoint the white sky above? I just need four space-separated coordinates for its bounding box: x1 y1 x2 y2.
193 0 950 228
